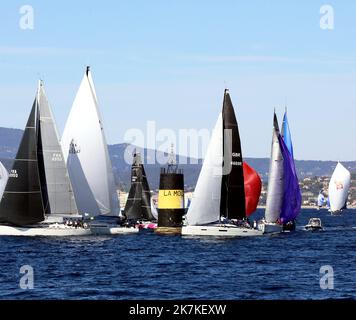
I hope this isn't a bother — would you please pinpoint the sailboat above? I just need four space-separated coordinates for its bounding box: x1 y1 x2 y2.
61 67 137 235
182 89 263 237
258 113 285 234
0 161 8 199
123 151 157 229
61 67 120 217
328 162 351 214
258 110 301 233
0 81 91 236
317 191 325 209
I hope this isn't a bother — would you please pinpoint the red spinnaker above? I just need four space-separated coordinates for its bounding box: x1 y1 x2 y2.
243 162 262 216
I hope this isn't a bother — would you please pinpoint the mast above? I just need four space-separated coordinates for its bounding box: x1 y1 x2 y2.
220 89 245 220
0 98 46 226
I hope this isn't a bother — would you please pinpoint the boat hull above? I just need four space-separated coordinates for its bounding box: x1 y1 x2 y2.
0 224 92 237
90 225 139 235
181 225 264 237
258 221 283 234
305 226 323 231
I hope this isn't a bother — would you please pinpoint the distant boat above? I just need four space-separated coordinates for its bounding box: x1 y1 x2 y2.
0 161 8 199
61 67 120 217
123 151 157 229
328 162 351 214
182 89 263 237
305 218 323 231
0 81 91 236
317 192 325 209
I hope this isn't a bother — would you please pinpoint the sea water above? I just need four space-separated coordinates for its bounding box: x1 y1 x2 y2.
0 209 355 300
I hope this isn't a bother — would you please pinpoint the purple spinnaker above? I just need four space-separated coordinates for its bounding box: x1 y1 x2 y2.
278 134 301 223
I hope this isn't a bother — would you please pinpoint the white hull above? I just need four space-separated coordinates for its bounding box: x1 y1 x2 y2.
90 225 139 235
181 224 264 237
0 224 91 237
257 221 283 234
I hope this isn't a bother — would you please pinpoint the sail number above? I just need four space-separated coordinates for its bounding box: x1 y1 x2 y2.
9 169 19 178
52 153 63 162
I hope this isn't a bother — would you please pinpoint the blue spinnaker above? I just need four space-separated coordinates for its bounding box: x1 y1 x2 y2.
278 134 301 223
282 112 294 158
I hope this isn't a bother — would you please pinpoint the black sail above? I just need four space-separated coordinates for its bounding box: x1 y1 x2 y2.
0 100 46 226
124 152 154 221
220 89 246 220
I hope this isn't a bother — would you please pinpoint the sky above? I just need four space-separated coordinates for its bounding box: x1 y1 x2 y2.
0 0 355 161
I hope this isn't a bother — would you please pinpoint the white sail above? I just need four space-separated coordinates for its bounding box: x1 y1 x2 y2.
186 113 223 225
0 161 8 199
328 162 351 212
37 82 78 215
61 68 120 216
150 197 158 220
265 115 284 223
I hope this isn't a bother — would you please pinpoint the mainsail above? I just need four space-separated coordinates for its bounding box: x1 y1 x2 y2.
0 99 46 226
186 113 223 225
124 152 154 221
264 113 284 223
328 162 351 212
278 134 301 223
61 67 120 216
243 161 262 216
38 82 78 215
186 89 246 225
0 161 8 199
220 89 246 220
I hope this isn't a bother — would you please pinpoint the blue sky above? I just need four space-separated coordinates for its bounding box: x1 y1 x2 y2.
0 0 355 161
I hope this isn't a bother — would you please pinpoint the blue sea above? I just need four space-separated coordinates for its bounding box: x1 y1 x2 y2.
0 209 355 300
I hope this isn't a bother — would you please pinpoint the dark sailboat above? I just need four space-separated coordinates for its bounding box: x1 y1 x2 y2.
220 89 246 221
123 151 155 223
0 82 92 236
0 99 46 226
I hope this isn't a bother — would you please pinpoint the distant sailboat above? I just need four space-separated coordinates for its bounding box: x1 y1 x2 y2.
61 67 120 217
182 89 263 237
317 191 325 209
328 162 351 214
0 81 91 236
0 162 8 199
123 151 156 229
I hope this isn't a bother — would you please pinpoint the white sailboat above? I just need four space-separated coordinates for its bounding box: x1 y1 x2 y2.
61 67 137 234
0 81 92 236
182 89 264 237
0 161 8 199
328 162 351 214
61 67 120 217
